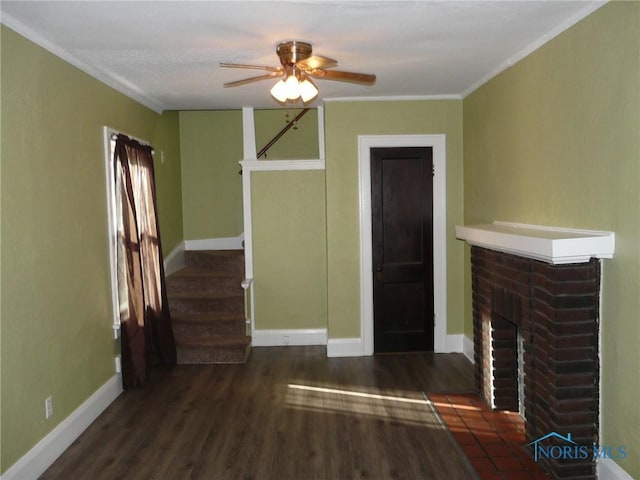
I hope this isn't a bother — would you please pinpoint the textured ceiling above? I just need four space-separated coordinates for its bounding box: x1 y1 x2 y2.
0 1 606 112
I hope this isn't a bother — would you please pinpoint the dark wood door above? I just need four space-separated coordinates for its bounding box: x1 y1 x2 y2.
371 147 434 353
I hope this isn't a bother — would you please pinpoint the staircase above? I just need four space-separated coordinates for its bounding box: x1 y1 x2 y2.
166 250 251 364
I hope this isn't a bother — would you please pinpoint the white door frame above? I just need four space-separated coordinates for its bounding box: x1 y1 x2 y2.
103 127 121 340
358 134 447 355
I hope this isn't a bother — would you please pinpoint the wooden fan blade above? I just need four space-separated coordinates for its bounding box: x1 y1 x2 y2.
224 72 282 88
220 63 283 73
296 55 338 71
310 69 376 85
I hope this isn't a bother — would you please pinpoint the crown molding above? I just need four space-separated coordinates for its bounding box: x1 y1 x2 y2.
1 14 165 113
324 94 461 103
461 1 607 98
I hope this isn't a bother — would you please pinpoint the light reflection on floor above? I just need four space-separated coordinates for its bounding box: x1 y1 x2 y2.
285 383 442 428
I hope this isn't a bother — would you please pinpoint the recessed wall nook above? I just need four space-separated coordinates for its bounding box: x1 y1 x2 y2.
457 222 615 480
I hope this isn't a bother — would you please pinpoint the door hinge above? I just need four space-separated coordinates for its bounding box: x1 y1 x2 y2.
432 163 435 177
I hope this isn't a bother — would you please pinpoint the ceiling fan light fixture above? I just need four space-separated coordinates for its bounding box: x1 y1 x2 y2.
270 79 289 102
284 75 300 100
223 40 376 104
270 75 318 103
299 78 318 102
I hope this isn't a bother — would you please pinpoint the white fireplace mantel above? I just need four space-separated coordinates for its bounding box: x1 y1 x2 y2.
455 221 615 265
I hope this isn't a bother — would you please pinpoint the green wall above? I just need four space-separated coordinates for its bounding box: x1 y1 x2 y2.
251 171 327 330
0 26 183 473
324 100 464 339
178 108 320 242
179 110 244 240
4 1 637 476
254 108 319 160
463 2 640 476
153 111 183 254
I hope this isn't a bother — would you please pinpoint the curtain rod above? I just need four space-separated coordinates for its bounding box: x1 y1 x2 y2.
111 133 155 154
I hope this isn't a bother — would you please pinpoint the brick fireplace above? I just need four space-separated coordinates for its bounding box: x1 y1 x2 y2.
457 222 614 480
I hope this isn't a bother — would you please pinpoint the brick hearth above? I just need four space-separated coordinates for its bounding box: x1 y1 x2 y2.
471 246 600 480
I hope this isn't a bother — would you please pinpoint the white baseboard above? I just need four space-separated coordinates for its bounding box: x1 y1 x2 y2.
444 334 474 364
163 241 185 276
327 337 363 357
463 334 474 363
597 458 633 480
445 334 463 352
325 335 473 358
184 233 244 251
252 328 327 347
1 374 122 480
164 235 246 275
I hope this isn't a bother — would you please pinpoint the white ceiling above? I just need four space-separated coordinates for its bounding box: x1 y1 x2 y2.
1 1 605 112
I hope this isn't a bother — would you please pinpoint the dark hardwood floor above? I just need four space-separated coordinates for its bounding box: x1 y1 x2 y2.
41 347 476 480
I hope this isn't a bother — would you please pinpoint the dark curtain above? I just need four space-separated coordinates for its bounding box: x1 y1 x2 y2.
114 134 176 388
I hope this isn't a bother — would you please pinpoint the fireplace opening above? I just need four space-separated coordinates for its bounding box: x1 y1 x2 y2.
490 311 521 413
489 318 525 415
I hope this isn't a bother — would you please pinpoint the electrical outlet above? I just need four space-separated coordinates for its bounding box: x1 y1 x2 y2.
283 335 290 345
45 396 53 419
115 355 122 373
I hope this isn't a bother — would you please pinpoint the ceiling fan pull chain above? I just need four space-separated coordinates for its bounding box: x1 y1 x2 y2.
285 102 299 130
293 102 298 130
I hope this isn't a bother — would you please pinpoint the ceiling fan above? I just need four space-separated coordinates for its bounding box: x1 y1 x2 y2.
220 41 376 104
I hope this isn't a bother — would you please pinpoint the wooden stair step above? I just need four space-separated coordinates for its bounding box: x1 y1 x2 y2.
175 335 251 364
166 249 249 365
172 312 245 323
176 335 250 347
172 313 246 336
168 292 244 316
184 250 245 273
168 267 243 279
168 291 243 300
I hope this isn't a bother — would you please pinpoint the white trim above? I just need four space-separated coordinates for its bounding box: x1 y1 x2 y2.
247 280 255 336
1 14 164 113
184 234 244 251
461 1 607 97
327 338 363 357
455 221 615 265
358 134 447 356
241 160 255 282
240 159 325 171
463 334 474 364
324 95 462 103
252 328 327 347
163 241 185 276
240 107 327 345
103 127 121 340
446 334 464 353
242 107 257 159
597 458 633 480
317 105 326 160
0 375 122 480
